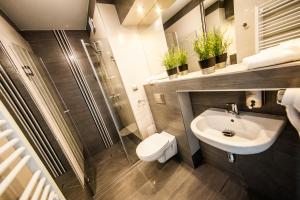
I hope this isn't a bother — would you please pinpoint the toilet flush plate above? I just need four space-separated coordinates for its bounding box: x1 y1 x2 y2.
153 93 165 104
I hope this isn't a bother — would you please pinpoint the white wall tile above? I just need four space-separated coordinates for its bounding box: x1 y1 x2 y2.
94 3 161 139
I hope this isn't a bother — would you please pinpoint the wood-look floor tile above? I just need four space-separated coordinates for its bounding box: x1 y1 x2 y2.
125 181 158 200
168 164 229 200
125 159 192 200
95 168 149 200
93 157 259 200
210 179 249 200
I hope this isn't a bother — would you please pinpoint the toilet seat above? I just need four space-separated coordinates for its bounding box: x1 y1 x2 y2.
136 133 169 161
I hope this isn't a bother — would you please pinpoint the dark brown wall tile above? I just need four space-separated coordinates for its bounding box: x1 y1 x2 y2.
22 30 119 156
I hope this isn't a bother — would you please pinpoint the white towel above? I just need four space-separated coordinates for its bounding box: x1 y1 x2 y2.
281 88 300 113
145 72 168 84
242 38 300 69
280 88 300 137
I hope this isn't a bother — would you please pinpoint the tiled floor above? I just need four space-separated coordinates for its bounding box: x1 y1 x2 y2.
92 135 139 195
93 157 263 200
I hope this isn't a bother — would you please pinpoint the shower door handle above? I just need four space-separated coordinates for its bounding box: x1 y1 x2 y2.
109 94 117 103
109 94 120 102
22 66 34 76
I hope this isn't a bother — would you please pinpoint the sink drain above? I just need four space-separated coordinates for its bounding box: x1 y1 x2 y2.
222 130 235 137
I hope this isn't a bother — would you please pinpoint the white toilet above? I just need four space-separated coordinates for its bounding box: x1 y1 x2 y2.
136 131 177 163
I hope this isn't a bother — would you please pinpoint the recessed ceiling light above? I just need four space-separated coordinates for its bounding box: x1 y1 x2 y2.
155 5 162 15
137 5 144 15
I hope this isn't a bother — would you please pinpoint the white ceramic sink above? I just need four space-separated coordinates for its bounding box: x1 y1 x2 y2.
191 108 286 154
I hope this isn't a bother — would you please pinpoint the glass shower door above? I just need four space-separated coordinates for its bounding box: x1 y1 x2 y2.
81 38 140 164
10 44 86 186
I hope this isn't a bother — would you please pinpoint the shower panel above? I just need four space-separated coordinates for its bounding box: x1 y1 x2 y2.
0 64 66 178
0 39 97 199
53 30 113 148
81 38 141 164
9 43 85 184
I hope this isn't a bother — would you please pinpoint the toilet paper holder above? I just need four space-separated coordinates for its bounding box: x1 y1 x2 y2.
276 89 285 104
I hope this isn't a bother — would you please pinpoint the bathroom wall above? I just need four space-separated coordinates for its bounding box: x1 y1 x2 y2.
91 3 159 138
144 84 196 167
165 5 202 41
233 0 267 63
190 91 300 200
138 18 168 76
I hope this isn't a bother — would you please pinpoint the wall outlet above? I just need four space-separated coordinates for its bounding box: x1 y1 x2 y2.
246 91 263 109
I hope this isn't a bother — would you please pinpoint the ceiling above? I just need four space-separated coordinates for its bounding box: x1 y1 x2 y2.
161 0 218 23
161 0 192 23
122 0 176 26
0 0 89 30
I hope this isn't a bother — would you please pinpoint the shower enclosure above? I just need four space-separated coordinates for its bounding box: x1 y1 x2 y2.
0 40 93 199
1 29 142 198
81 38 141 164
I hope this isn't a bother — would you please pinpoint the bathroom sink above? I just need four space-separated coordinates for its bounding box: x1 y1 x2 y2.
190 108 286 154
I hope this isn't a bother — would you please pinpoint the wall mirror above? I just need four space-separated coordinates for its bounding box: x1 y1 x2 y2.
159 0 272 71
161 0 236 72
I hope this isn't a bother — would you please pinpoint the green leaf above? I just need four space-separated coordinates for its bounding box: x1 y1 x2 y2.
162 48 177 70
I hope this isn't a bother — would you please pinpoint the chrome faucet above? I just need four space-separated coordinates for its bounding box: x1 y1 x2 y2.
225 103 239 116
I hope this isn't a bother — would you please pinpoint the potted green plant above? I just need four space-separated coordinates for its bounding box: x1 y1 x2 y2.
213 29 230 69
175 48 188 75
194 33 215 74
163 49 178 79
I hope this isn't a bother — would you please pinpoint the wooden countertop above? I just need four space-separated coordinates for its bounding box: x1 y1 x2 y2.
144 61 300 91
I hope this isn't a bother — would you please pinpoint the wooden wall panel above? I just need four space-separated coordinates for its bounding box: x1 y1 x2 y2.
144 84 194 167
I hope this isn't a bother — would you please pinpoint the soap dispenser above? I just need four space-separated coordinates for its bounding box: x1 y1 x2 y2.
246 91 263 109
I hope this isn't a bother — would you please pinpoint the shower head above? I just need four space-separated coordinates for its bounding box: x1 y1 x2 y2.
85 41 101 53
92 41 102 53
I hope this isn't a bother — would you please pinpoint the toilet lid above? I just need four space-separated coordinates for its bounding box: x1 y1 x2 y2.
136 133 169 159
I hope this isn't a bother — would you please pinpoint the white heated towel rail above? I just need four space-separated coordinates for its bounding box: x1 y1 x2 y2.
0 100 65 200
256 0 300 51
